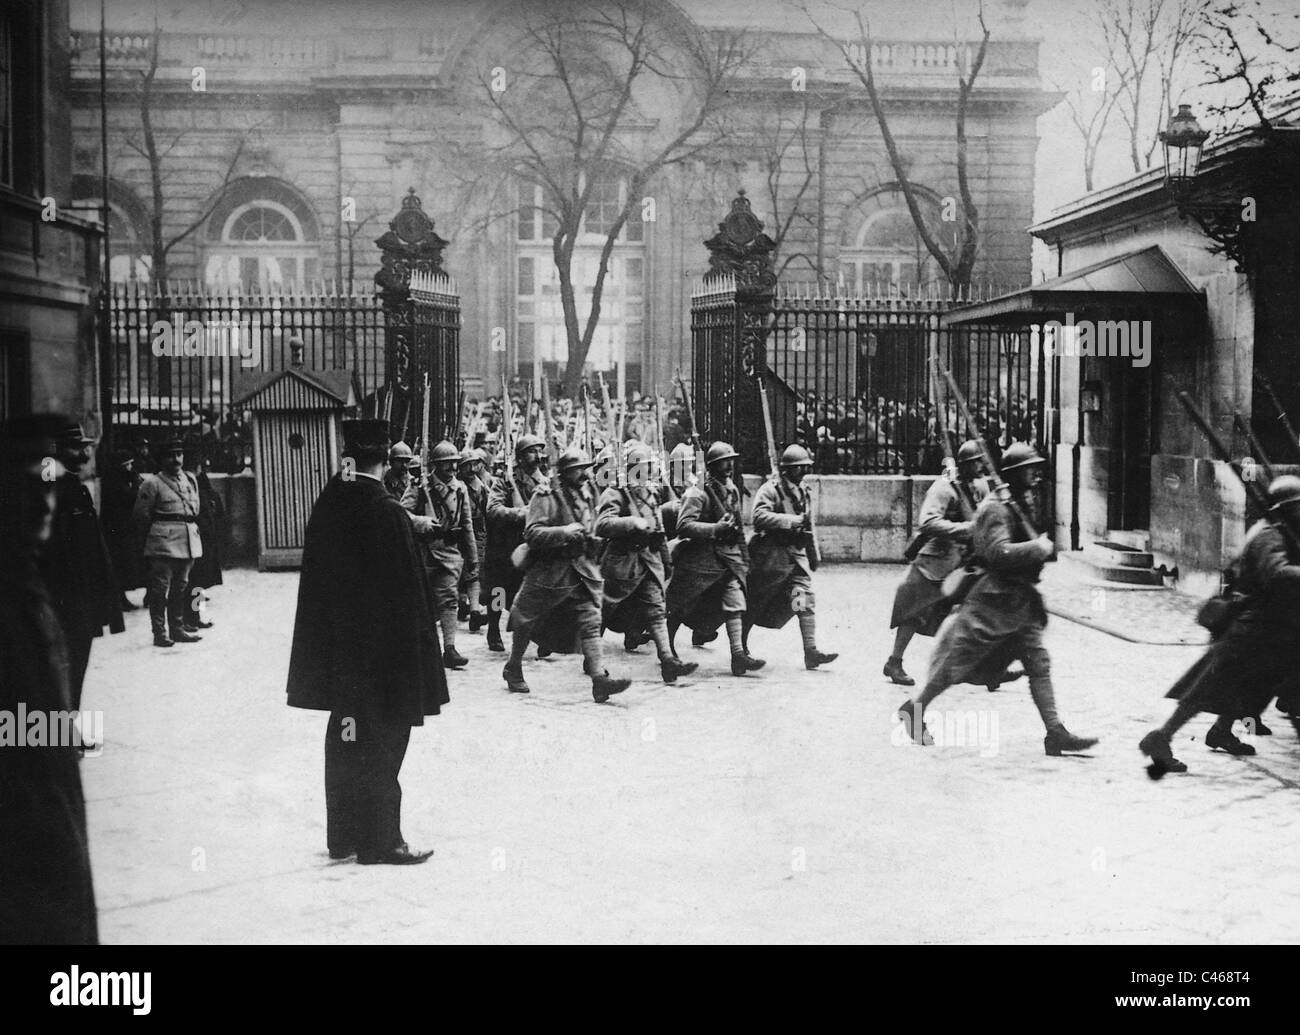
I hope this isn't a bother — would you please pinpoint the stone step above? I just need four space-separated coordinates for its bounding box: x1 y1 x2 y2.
1087 541 1154 569
1105 529 1150 551
1058 551 1168 588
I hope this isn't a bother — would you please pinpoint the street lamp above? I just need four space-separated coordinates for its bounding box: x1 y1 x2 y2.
1159 104 1210 202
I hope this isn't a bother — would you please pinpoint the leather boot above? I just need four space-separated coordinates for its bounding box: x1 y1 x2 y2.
730 652 765 676
468 611 486 633
660 656 698 684
1205 724 1255 756
443 647 468 669
1044 725 1098 756
592 671 630 703
486 627 505 652
503 661 530 694
804 649 838 670
169 626 202 643
1139 729 1188 779
153 633 174 648
883 657 914 686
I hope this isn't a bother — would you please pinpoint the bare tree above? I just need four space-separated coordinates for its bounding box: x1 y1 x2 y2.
119 26 259 291
454 0 749 395
1053 67 1129 192
1194 0 1300 130
750 95 824 280
806 4 991 292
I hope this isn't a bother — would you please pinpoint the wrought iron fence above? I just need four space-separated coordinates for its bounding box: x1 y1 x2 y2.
691 279 1052 477
107 281 386 471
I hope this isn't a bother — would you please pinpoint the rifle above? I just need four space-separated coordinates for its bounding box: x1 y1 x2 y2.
501 374 515 483
539 374 560 467
653 389 676 502
1253 369 1300 458
598 370 622 487
673 369 706 488
903 367 966 562
758 374 816 565
581 382 594 459
453 388 467 444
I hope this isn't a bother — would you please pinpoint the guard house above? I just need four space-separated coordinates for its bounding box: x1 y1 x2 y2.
232 366 359 569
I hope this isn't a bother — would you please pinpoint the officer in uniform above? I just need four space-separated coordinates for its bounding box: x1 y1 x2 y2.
746 444 838 670
132 434 203 648
596 443 698 684
484 433 548 652
403 440 479 669
666 441 765 676
383 441 414 500
458 447 490 632
898 443 1098 756
504 447 632 703
1140 474 1300 777
885 440 989 686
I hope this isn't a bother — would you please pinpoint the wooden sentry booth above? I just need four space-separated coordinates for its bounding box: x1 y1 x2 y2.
232 368 358 570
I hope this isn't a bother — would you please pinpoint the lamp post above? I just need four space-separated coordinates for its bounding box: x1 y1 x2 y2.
1158 103 1250 272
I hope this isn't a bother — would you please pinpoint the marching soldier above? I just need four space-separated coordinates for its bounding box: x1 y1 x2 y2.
1140 475 1300 778
596 443 698 684
132 435 203 648
746 444 838 670
885 440 989 686
484 433 548 652
402 440 479 670
898 443 1098 756
666 441 765 676
660 441 696 539
504 447 631 703
458 448 491 631
383 441 414 500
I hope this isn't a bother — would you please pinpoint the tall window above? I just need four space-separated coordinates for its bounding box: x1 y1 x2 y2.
0 2 40 194
839 189 947 295
0 11 12 188
515 173 645 379
203 179 319 291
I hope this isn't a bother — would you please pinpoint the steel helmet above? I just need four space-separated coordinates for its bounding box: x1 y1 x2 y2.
956 440 984 463
1268 474 1300 509
556 447 595 472
389 441 413 463
705 441 739 466
459 447 486 466
515 433 545 456
430 440 460 463
1000 442 1045 472
624 443 654 467
779 444 813 467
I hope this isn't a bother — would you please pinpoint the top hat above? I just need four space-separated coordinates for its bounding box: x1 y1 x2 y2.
55 419 94 447
341 419 390 459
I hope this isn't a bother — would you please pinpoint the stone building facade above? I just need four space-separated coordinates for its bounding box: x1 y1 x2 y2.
68 0 1050 397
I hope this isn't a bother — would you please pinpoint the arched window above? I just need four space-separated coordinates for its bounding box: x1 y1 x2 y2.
203 179 319 291
839 187 949 295
70 178 152 282
515 170 646 387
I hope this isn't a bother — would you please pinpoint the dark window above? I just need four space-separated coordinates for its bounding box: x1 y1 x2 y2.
0 3 39 195
0 329 32 419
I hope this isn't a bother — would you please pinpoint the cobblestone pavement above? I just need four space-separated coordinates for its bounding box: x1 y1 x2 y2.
1041 560 1208 646
80 564 1300 944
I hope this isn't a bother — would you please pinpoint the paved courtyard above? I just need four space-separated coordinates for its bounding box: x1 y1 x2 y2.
80 564 1300 944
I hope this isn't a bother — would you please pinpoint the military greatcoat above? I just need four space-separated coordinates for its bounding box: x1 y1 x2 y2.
596 482 669 634
747 475 815 630
665 475 749 633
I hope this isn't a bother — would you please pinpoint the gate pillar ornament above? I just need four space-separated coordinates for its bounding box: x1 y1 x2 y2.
702 189 777 473
375 188 449 438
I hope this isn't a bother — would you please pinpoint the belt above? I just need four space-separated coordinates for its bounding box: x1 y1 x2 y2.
153 516 197 523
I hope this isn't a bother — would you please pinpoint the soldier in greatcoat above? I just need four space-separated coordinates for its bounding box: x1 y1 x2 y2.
0 415 99 942
885 440 988 686
458 448 490 632
746 444 838 670
597 443 698 684
660 441 696 539
1139 475 1300 777
402 440 479 670
484 433 548 652
504 447 632 702
132 435 203 648
286 419 445 865
43 419 124 713
383 441 414 500
898 444 1098 757
665 441 765 676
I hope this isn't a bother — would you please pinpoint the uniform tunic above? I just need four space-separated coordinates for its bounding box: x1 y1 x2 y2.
924 491 1050 691
747 475 815 630
596 482 669 634
484 467 548 606
665 475 749 632
1165 520 1300 717
402 474 479 613
890 473 985 635
508 478 603 654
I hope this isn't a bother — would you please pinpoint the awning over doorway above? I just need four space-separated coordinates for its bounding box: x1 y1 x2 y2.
940 245 1203 327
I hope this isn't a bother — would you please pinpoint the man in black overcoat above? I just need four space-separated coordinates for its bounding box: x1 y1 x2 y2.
0 415 99 944
286 419 447 865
